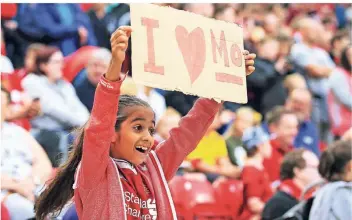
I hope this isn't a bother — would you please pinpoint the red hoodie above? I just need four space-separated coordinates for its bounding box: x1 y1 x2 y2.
73 76 221 220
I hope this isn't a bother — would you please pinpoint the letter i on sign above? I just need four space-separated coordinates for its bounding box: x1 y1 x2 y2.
141 17 165 75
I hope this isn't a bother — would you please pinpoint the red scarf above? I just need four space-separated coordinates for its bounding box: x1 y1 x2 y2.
278 179 302 201
115 159 158 220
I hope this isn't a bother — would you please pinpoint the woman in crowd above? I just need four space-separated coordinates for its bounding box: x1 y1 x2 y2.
309 140 352 220
21 46 90 166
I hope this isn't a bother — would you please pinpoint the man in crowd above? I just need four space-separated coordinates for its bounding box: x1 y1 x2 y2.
285 89 320 155
263 107 299 183
73 47 111 112
290 17 336 144
262 149 321 220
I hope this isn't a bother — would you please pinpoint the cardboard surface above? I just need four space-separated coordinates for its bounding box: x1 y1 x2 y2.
130 3 247 103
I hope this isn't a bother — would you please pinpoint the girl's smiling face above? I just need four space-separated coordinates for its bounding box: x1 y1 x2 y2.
111 106 156 165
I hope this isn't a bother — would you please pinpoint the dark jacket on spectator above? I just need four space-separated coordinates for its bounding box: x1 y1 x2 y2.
86 10 111 50
16 3 97 56
246 57 281 114
262 191 298 220
73 69 96 112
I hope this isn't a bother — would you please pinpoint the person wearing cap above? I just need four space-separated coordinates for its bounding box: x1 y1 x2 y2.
239 126 273 220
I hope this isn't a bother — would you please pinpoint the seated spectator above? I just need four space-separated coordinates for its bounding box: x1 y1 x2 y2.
21 46 89 166
309 140 352 220
73 47 111 112
225 107 256 167
137 85 166 123
328 45 352 139
186 110 240 182
155 107 181 143
263 107 299 183
262 149 321 220
1 87 52 220
239 126 273 220
285 89 320 155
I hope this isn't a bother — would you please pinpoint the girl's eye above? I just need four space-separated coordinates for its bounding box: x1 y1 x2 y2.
133 125 143 132
149 128 156 135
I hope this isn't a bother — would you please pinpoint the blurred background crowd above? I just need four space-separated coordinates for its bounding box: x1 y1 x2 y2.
1 3 351 220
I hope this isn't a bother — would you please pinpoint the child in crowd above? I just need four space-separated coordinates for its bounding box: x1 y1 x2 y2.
240 126 273 220
34 26 256 219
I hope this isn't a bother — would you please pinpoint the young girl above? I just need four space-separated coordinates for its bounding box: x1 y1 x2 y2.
35 26 256 220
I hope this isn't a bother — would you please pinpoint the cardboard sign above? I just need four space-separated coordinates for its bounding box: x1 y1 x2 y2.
130 4 247 103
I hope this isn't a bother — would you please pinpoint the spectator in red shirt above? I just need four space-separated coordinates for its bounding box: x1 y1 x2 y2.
240 126 273 220
263 107 299 184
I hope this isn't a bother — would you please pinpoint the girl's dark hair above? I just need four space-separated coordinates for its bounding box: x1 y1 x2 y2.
35 95 151 219
33 46 60 76
319 140 352 182
341 45 351 72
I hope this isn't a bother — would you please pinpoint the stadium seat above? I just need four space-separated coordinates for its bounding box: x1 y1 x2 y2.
80 3 94 12
63 46 99 82
213 178 244 219
1 70 31 130
1 69 26 91
1 203 10 220
1 41 6 56
1 3 17 19
169 175 232 220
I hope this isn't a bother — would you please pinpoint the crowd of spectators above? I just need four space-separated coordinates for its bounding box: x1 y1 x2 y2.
1 3 351 220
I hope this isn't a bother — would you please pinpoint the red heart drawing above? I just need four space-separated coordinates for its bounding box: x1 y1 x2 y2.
175 26 206 84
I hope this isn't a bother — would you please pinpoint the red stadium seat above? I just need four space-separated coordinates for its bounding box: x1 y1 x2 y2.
1 3 17 19
169 175 232 220
1 41 6 55
213 178 244 219
63 46 99 82
1 69 26 91
1 203 10 220
1 70 32 130
80 3 94 12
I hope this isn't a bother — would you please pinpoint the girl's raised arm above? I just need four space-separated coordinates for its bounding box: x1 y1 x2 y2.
80 26 132 188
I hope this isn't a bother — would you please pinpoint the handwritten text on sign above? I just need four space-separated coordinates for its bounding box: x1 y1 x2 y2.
130 4 247 103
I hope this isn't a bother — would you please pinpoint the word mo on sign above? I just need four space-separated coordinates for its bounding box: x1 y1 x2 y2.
131 4 247 103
